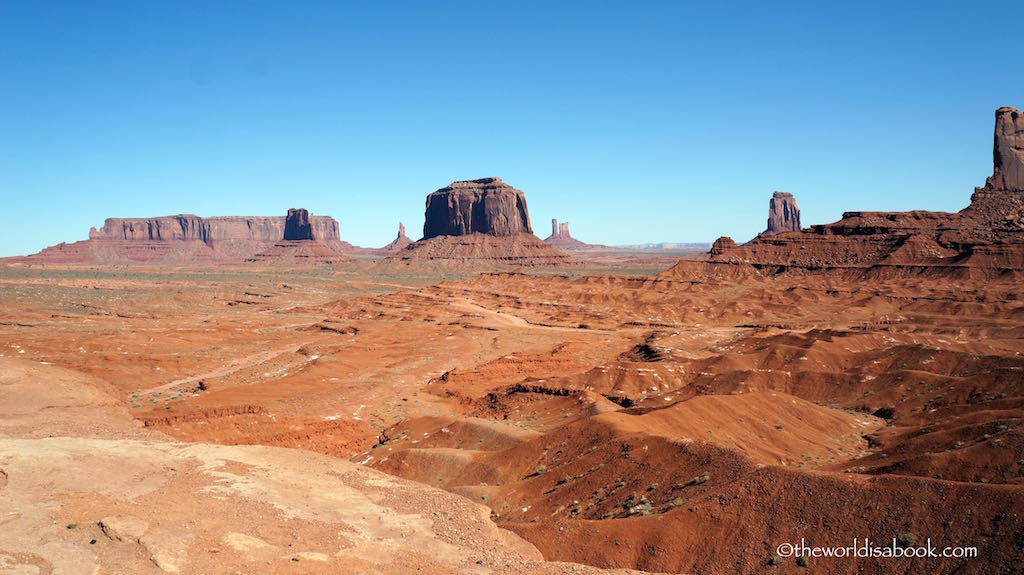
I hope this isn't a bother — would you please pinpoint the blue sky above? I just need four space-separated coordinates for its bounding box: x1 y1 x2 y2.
1 1 1021 256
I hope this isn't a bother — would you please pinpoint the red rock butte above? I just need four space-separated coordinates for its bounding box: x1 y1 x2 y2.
983 106 1024 192
764 191 800 235
423 177 533 239
394 178 569 265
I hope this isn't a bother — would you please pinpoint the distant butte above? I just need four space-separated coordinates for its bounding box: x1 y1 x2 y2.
394 178 569 265
422 177 533 239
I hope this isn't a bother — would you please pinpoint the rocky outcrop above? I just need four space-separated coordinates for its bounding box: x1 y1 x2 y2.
283 208 314 241
765 192 800 235
699 106 1024 278
983 106 1024 191
393 178 569 265
710 237 737 256
380 222 413 253
423 178 532 239
247 208 350 264
544 219 588 250
391 233 569 266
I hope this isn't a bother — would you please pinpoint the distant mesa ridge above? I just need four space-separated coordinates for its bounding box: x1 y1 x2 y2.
31 210 349 264
89 213 340 244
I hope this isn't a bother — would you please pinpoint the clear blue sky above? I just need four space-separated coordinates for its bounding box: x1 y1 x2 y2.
2 1 1022 256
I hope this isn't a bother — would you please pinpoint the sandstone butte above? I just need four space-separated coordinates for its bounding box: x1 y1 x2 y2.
393 177 570 265
763 191 801 235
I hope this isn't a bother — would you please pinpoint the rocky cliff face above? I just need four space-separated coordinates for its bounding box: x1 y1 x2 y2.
423 178 532 239
284 208 314 241
765 192 801 235
983 106 1024 192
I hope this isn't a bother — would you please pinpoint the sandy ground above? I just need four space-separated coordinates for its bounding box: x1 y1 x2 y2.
0 356 646 574
0 262 1022 574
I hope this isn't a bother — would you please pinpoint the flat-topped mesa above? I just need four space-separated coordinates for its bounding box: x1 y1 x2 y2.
982 106 1024 192
283 208 314 241
765 191 801 235
89 214 340 244
423 177 533 239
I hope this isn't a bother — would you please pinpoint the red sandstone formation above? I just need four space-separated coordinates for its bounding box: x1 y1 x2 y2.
764 191 801 235
247 208 351 264
983 106 1024 192
283 208 315 241
423 177 532 239
709 236 737 256
23 212 348 264
701 106 1024 278
395 178 568 265
543 219 588 250
89 214 340 243
380 222 413 254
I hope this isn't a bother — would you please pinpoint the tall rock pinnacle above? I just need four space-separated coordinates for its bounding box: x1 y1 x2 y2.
764 192 801 235
984 106 1024 192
